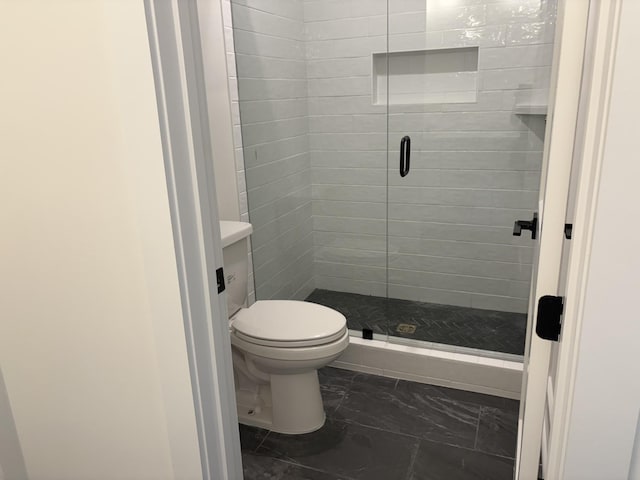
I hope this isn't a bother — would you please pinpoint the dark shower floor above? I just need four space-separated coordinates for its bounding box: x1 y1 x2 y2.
306 289 526 356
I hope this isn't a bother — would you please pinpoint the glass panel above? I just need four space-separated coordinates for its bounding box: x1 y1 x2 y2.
230 0 558 357
230 0 391 341
231 0 315 303
385 0 558 357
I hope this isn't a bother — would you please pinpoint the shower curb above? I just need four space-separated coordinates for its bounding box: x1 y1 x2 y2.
331 337 522 400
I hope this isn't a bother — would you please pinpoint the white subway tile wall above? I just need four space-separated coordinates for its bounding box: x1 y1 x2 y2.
223 0 556 313
224 0 314 302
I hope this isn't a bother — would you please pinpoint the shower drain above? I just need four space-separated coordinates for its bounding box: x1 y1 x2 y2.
396 324 417 334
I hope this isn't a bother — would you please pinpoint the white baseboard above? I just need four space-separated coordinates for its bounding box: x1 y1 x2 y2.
330 337 522 400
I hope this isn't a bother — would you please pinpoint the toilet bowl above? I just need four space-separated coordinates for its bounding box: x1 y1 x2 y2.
220 221 349 434
231 300 348 434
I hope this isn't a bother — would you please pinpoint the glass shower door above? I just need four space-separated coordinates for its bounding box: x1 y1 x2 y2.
303 0 390 340
385 0 556 356
230 0 391 340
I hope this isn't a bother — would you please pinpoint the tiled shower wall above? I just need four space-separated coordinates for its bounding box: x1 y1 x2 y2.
224 0 315 302
224 0 556 313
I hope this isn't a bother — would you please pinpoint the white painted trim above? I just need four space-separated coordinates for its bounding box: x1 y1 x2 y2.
545 1 623 478
333 338 522 400
196 0 240 221
516 0 592 477
144 1 242 479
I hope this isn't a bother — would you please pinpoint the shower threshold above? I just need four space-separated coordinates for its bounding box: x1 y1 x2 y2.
304 289 525 399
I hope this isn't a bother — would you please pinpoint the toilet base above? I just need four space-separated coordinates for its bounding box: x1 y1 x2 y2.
236 370 327 434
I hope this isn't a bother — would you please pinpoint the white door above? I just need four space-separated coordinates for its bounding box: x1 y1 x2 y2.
515 1 591 479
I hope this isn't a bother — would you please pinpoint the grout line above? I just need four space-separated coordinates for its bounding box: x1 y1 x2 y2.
405 440 421 480
314 245 534 268
278 458 360 480
332 392 346 414
474 407 482 451
240 115 309 127
330 415 423 442
308 150 541 154
418 436 518 461
241 132 308 149
313 199 537 212
255 430 270 452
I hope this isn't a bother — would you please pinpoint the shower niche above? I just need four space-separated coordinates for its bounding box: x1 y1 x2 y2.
372 47 479 106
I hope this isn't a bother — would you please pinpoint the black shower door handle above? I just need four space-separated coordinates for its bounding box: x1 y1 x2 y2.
400 135 411 177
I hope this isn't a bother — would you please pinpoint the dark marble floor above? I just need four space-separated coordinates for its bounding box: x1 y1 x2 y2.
241 367 519 480
306 289 527 355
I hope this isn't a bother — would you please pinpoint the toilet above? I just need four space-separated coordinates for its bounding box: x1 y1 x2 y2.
220 221 349 434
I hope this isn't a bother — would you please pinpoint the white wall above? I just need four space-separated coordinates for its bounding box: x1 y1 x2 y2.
0 2 202 479
562 0 640 477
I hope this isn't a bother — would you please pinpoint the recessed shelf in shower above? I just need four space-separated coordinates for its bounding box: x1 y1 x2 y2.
372 47 479 106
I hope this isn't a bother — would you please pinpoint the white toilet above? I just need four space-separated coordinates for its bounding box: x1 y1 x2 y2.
220 221 349 434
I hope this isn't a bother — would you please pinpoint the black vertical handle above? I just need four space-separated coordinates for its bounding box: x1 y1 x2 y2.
400 135 411 177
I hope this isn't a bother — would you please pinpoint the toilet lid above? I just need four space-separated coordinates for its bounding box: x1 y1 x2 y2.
232 300 347 346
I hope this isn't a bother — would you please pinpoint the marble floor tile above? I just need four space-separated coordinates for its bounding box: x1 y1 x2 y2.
242 453 351 480
396 380 519 413
318 366 358 385
240 368 519 480
338 374 479 448
239 423 269 452
256 416 419 480
318 367 357 413
475 406 519 458
409 439 515 480
350 369 399 390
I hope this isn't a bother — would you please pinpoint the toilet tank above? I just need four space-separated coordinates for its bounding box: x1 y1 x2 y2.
219 221 253 317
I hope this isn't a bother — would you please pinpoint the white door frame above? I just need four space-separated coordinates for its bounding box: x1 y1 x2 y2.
545 0 623 478
143 0 624 478
144 1 242 479
518 0 624 478
516 0 591 475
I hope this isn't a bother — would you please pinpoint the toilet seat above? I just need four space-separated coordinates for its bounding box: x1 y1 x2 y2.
233 328 347 348
231 329 349 362
232 300 347 348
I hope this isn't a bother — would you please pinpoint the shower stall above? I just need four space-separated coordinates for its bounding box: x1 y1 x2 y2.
225 0 556 360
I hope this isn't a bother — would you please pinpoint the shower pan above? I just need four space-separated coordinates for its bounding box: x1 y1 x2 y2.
228 0 557 361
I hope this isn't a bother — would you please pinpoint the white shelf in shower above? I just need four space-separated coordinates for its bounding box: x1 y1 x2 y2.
514 89 549 116
514 104 548 115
